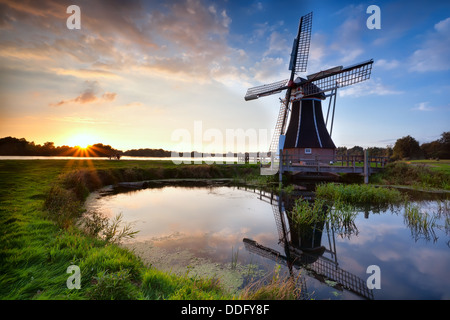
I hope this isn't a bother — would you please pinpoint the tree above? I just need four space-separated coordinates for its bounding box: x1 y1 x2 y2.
438 131 450 159
347 146 364 156
421 131 450 159
393 135 422 160
421 140 442 159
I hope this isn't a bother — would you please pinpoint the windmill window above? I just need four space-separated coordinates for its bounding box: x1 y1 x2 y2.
305 148 312 154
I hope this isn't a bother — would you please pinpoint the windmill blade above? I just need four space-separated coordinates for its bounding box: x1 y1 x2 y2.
289 11 313 74
244 79 289 101
302 59 374 97
269 98 290 154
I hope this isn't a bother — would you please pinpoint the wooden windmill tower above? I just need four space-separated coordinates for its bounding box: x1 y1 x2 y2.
245 12 373 169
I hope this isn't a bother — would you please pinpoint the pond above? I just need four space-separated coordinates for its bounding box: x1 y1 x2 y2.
84 180 450 300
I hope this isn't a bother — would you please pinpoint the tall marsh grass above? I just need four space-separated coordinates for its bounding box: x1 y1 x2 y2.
238 265 302 300
315 183 405 205
403 203 438 242
290 198 358 237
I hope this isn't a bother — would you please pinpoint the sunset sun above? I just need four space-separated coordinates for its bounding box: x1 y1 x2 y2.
68 133 95 149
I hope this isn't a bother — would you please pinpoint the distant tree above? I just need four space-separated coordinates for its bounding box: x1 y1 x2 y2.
385 145 393 158
438 131 450 159
90 143 122 157
123 148 171 157
421 131 450 159
336 147 347 156
367 147 385 157
393 135 422 160
347 146 364 156
421 140 442 159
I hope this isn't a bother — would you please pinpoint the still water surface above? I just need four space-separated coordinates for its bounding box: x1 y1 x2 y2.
85 181 450 300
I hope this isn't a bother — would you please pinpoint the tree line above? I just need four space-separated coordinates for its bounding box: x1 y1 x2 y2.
0 137 123 157
0 137 171 158
336 131 449 160
1 132 448 159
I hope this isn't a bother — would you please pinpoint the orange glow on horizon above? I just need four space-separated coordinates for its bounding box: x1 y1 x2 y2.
67 133 97 150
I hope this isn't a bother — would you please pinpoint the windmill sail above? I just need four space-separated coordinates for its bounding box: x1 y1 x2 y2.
243 11 374 170
289 11 313 73
302 59 373 97
244 79 288 101
269 99 289 154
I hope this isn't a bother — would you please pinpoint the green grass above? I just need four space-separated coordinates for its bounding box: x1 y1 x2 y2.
372 161 450 191
404 160 450 174
289 197 359 239
315 182 405 205
0 159 295 300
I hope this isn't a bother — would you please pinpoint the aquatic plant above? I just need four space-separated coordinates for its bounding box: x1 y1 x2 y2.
315 183 405 205
290 197 358 238
238 265 302 300
290 198 326 225
230 246 239 270
403 203 438 242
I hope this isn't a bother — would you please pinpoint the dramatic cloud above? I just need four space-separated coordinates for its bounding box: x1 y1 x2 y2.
0 0 238 82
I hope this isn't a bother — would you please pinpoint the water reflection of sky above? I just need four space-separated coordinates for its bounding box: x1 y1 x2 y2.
340 209 450 300
86 185 450 300
86 186 283 267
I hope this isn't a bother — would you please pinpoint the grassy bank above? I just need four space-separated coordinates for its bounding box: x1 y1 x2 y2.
0 159 264 300
370 161 450 191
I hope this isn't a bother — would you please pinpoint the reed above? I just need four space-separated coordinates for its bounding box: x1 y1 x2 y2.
315 183 405 205
290 198 358 237
238 266 302 300
230 246 239 270
403 203 438 242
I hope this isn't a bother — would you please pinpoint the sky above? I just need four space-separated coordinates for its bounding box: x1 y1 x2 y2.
0 0 449 153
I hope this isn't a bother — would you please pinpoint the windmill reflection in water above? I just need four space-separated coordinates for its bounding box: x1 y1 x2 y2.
242 188 374 300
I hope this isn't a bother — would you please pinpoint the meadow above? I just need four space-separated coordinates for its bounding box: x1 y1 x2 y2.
0 159 263 299
1 158 448 300
1 159 302 300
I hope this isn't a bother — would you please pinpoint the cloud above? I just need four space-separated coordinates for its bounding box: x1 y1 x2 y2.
329 6 366 64
0 0 240 83
412 102 434 112
46 116 111 125
51 68 121 80
375 59 400 70
102 92 117 102
339 78 403 98
263 31 290 57
250 57 286 83
50 81 117 106
409 17 450 72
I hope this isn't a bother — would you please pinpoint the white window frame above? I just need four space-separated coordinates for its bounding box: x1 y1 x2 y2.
305 148 312 154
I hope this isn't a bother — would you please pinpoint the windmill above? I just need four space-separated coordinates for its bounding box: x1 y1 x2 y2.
244 12 373 171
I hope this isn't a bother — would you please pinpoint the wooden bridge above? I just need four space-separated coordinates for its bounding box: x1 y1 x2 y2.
260 150 389 184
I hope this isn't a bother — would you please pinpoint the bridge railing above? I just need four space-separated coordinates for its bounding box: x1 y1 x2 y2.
280 154 390 168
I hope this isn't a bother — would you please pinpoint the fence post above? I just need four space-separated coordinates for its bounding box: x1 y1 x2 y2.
363 149 369 184
279 150 283 186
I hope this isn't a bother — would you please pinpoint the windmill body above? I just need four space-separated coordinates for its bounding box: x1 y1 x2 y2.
283 80 336 161
244 12 373 170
